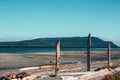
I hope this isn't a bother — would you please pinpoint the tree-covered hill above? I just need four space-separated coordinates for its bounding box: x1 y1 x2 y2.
0 37 118 48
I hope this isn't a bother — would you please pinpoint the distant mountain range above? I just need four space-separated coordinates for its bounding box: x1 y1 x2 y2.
0 37 118 48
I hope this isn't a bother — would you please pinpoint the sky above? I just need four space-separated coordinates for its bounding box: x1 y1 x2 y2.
0 0 120 46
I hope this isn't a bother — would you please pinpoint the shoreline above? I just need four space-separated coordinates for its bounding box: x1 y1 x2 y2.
0 51 120 73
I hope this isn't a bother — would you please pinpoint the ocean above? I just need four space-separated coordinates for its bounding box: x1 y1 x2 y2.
0 47 120 54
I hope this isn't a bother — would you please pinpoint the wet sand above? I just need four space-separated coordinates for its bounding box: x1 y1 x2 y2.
0 51 120 72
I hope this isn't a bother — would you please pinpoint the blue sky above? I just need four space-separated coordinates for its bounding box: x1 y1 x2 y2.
0 0 120 45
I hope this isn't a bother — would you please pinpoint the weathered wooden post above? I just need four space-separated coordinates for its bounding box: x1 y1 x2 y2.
108 43 111 66
87 33 91 71
55 40 60 76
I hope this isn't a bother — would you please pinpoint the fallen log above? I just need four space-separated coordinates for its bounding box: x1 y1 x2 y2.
19 67 39 71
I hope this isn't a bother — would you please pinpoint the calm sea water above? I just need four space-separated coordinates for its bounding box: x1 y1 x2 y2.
0 47 120 54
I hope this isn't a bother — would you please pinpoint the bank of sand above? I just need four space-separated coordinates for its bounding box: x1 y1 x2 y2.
0 51 120 74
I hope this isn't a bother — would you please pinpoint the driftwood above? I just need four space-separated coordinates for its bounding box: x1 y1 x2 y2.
55 40 61 76
87 33 91 71
19 67 39 71
16 72 32 79
108 43 112 66
1 72 16 80
1 72 31 80
61 67 120 80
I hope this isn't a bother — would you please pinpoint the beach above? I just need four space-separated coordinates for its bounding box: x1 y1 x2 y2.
0 51 120 80
0 51 120 73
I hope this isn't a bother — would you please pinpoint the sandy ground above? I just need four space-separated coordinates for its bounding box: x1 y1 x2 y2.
0 51 120 75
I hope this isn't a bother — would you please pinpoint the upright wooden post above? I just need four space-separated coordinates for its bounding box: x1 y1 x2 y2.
108 43 111 66
55 40 60 76
87 33 91 71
